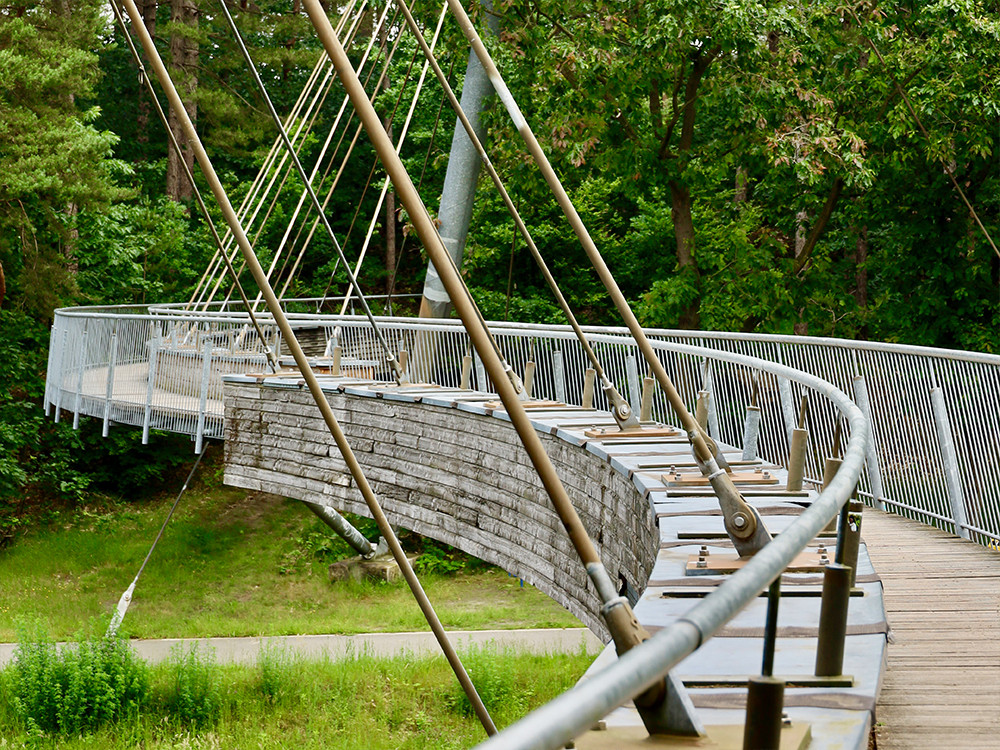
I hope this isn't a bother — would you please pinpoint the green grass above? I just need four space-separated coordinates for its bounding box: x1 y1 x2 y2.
0 641 593 748
0 470 582 641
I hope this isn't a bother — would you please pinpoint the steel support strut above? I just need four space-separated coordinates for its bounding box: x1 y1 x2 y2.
116 0 496 736
444 0 770 558
299 0 699 736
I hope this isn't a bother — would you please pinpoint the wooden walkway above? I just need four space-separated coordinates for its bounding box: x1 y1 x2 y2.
865 509 1000 749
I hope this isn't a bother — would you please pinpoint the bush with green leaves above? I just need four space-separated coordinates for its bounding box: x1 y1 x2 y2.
443 646 533 726
10 623 148 735
161 643 221 728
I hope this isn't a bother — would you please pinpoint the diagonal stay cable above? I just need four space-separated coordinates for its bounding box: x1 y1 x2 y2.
219 0 408 384
337 0 450 319
118 0 497 734
109 0 276 374
211 5 367 313
300 0 686 734
106 443 209 639
444 0 770 558
385 61 457 309
194 38 341 311
260 3 390 306
392 0 639 427
187 50 329 310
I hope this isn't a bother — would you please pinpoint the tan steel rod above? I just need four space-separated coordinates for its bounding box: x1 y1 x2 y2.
300 0 659 686
392 0 638 428
218 0 407 385
118 0 496 736
445 0 770 555
108 0 276 373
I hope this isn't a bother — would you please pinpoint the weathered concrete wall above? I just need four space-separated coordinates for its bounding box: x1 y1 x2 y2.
222 382 660 640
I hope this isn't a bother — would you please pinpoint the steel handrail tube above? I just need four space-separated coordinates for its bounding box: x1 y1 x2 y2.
49 306 1000 547
52 305 1000 368
474 382 868 750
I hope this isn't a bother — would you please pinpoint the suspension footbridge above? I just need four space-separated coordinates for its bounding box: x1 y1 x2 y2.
40 0 1000 747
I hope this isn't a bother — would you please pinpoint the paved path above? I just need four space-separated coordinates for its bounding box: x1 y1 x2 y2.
865 509 1000 749
0 627 601 667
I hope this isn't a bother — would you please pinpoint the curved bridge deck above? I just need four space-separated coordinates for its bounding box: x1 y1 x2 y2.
865 510 1000 749
223 373 885 748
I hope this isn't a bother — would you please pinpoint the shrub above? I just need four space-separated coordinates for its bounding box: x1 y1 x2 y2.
162 643 221 728
256 642 294 705
10 623 148 735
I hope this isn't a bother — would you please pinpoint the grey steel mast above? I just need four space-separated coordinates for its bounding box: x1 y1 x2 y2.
418 5 498 319
301 0 704 736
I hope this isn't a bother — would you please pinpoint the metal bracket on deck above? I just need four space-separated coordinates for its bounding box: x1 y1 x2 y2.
664 467 779 486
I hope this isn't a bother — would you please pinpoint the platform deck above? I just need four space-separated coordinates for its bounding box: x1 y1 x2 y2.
865 509 1000 749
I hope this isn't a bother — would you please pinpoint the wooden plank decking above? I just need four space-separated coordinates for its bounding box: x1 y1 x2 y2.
864 509 1000 749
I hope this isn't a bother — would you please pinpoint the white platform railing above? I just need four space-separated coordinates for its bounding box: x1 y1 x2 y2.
46 302 1000 545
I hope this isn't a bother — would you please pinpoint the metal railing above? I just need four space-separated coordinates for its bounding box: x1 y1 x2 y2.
45 300 878 750
45 303 1000 545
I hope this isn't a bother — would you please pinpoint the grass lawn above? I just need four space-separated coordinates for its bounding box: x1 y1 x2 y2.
0 640 594 748
0 463 582 641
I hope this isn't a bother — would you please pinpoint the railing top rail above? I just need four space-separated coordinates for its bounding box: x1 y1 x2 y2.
52 305 1000 367
475 358 868 750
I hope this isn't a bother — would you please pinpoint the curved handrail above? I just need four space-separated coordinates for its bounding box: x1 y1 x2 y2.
47 303 999 546
472 343 868 749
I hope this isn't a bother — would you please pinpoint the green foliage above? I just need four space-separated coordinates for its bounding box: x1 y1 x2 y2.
10 622 148 736
160 644 221 729
0 641 594 747
414 537 489 576
443 646 534 723
256 642 294 706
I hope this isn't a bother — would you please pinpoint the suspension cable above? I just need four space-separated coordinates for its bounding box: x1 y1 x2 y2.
385 58 457 309
393 0 639 425
120 0 498 733
287 8 416 303
186 48 329 309
256 3 397 307
106 443 209 638
219 0 409 383
444 0 771 557
191 39 337 310
204 5 369 311
338 1 450 317
109 0 276 372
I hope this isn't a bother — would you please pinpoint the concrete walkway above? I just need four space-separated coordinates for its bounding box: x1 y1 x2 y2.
0 627 602 667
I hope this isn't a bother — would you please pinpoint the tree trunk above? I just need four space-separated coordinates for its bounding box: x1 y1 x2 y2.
0 258 6 308
734 167 748 203
853 225 868 310
166 0 198 202
136 0 157 147
853 224 869 339
660 47 718 330
64 202 79 275
668 179 700 328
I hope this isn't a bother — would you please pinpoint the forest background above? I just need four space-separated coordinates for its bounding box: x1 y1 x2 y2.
0 0 997 538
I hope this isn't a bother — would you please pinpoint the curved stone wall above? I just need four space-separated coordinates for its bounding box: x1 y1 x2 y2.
222 379 661 639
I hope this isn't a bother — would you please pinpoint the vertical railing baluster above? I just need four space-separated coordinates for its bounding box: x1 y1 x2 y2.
102 324 119 437
73 322 89 430
852 375 887 511
143 324 160 445
552 350 566 403
931 385 971 539
53 327 69 423
624 353 640 416
195 330 213 454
